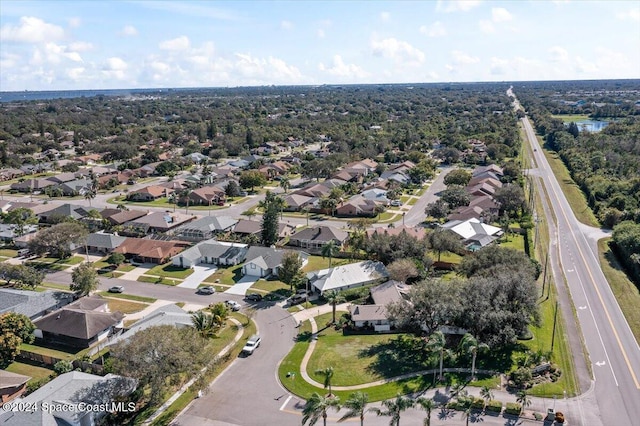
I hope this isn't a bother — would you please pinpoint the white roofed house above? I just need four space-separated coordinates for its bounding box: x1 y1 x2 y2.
440 217 502 251
241 247 308 278
307 260 388 295
348 280 407 333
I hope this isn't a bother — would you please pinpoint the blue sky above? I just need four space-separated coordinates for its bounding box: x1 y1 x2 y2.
1 1 638 91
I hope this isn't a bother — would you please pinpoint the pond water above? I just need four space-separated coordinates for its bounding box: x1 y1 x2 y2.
574 120 609 132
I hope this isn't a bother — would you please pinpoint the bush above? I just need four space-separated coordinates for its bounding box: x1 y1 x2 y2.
486 400 503 413
534 412 543 421
471 397 484 409
505 402 522 416
555 411 565 423
510 367 532 388
340 286 370 302
53 360 73 375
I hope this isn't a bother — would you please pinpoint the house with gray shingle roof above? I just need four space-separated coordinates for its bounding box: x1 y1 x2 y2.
173 215 238 241
288 226 349 250
85 231 127 254
241 247 308 278
107 304 193 347
0 288 74 320
171 239 248 268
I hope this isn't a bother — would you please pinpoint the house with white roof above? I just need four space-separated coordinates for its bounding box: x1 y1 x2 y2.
440 217 502 250
241 247 308 278
307 260 388 295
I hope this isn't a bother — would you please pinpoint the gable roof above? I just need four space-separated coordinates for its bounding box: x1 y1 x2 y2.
366 225 427 240
370 280 405 305
104 209 148 225
125 212 194 231
114 238 188 260
441 218 502 240
86 231 127 250
233 219 262 235
0 370 31 390
173 239 248 263
0 289 73 319
307 260 388 293
108 304 192 346
175 215 238 234
349 304 388 322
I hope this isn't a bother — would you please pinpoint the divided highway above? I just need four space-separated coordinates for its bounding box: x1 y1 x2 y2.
519 104 640 426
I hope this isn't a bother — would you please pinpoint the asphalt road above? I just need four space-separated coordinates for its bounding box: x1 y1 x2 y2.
519 106 640 426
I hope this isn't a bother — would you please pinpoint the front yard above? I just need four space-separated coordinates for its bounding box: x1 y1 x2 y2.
146 262 194 279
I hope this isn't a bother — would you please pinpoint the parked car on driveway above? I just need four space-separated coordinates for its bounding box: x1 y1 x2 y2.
242 334 261 355
108 286 124 293
390 199 402 207
225 300 241 311
197 286 216 295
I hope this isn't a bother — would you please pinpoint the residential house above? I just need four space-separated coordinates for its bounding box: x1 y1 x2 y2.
242 247 308 278
34 296 124 348
232 219 296 240
366 225 427 240
56 178 93 196
0 371 30 405
113 238 189 264
0 224 37 243
335 196 381 217
283 194 314 211
440 218 503 251
288 226 349 250
472 164 504 178
107 304 193 347
0 168 25 181
185 185 226 205
467 173 502 189
38 204 102 224
342 159 378 177
0 288 74 320
173 215 238 241
349 280 408 331
307 260 389 295
85 231 127 254
44 172 80 184
101 209 148 226
0 371 136 426
361 188 391 205
127 185 173 201
9 177 55 193
379 170 411 185
75 153 103 164
124 212 195 234
171 240 248 268
467 182 498 197
0 201 39 214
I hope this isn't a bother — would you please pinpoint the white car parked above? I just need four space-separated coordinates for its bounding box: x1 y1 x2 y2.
225 300 241 311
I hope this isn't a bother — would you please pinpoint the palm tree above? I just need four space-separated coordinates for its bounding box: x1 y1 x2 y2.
191 311 220 339
321 240 338 268
371 394 414 426
280 176 291 193
427 331 448 381
323 290 345 324
459 333 489 381
301 206 310 227
415 396 437 426
84 188 96 207
302 392 340 426
338 391 370 426
479 385 494 410
516 391 531 414
315 366 335 396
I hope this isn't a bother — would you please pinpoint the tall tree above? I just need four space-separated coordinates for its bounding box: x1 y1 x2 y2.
28 222 88 258
2 207 38 236
516 390 531 414
191 311 223 338
459 333 489 380
302 392 340 426
279 251 305 291
427 331 448 381
415 397 437 426
371 394 414 426
315 366 335 396
260 191 282 246
279 176 291 193
84 188 96 207
480 385 494 410
71 262 99 296
427 229 462 262
0 313 35 368
323 289 345 325
338 391 370 426
239 170 267 192
321 240 338 268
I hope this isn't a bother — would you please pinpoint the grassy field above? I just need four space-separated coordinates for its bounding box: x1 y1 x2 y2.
598 239 640 342
137 275 180 285
6 361 54 384
204 264 243 284
302 255 353 273
550 114 590 122
106 298 149 314
146 263 194 279
97 292 157 303
250 279 289 293
498 233 526 252
542 146 599 227
0 248 18 257
19 343 78 361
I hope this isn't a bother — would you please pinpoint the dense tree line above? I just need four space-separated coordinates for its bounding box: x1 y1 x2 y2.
612 221 640 283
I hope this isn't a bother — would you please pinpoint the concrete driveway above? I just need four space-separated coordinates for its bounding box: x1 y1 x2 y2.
178 265 217 289
223 275 256 295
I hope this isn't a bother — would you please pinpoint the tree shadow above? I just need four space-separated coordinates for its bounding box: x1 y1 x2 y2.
359 334 434 378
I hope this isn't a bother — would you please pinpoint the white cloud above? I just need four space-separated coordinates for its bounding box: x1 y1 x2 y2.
492 7 512 23
419 21 447 37
318 55 368 79
549 46 569 62
0 16 65 43
30 43 83 66
317 29 325 38
380 12 391 21
233 54 304 84
102 57 129 80
452 50 479 65
69 41 93 52
280 20 293 30
120 25 138 36
371 37 425 65
436 0 482 13
68 17 81 28
616 7 640 22
479 20 494 33
159 36 190 51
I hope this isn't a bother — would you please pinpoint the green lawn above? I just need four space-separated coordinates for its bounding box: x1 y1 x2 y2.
146 262 194 279
0 248 18 257
302 255 353 273
19 343 79 361
308 313 432 386
498 233 526 252
550 114 590 122
204 264 243 284
105 299 149 315
376 212 397 223
542 147 599 227
407 197 418 206
598 239 640 343
250 279 290 293
6 361 54 384
41 282 73 291
429 250 463 264
137 275 180 285
97 292 156 303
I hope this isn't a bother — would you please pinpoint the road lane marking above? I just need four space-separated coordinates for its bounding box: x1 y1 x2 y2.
595 361 606 367
279 395 292 411
527 117 640 390
578 306 587 310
